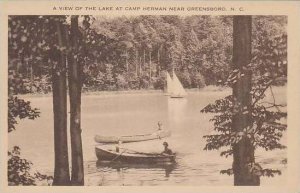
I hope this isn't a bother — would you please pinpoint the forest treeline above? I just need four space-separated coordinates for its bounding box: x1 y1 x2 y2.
8 15 286 94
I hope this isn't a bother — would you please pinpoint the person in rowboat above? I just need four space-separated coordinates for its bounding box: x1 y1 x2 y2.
116 140 122 153
161 142 173 155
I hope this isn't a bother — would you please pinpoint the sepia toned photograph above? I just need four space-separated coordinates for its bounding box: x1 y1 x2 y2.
6 14 288 187
1 1 300 193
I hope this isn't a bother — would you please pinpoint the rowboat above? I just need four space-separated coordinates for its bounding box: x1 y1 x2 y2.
97 160 177 169
94 130 171 143
95 146 176 164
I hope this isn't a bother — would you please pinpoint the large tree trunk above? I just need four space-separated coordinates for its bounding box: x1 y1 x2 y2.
232 16 260 186
52 21 70 186
68 16 84 185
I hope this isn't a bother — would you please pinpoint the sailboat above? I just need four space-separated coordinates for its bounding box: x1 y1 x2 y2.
166 70 187 98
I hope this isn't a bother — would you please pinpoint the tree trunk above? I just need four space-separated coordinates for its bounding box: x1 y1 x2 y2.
125 49 128 72
157 48 160 76
30 61 33 92
135 49 138 76
149 50 152 80
68 16 84 185
143 49 146 70
181 55 183 69
52 21 70 186
232 16 260 186
139 57 142 76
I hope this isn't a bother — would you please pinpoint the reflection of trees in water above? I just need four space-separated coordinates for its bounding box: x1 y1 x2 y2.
96 160 177 179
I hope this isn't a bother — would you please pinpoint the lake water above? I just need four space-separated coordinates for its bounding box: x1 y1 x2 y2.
9 87 287 186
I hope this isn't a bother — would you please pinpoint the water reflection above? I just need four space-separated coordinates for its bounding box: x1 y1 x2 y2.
12 91 286 185
96 160 177 178
167 98 187 124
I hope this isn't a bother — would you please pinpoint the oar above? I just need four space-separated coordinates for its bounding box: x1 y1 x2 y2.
110 148 128 162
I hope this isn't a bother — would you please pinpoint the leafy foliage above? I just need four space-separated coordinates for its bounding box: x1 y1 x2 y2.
201 17 287 178
8 146 53 186
8 30 41 132
8 96 40 132
8 15 234 93
8 16 68 94
220 166 281 177
9 16 287 93
8 16 62 186
7 91 48 186
9 15 289 94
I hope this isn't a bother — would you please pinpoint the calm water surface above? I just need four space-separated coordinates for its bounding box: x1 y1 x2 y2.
9 88 287 186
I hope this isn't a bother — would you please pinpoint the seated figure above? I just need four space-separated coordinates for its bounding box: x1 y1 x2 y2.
161 142 173 155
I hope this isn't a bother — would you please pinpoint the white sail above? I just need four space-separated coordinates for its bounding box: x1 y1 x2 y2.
166 72 173 95
170 71 187 98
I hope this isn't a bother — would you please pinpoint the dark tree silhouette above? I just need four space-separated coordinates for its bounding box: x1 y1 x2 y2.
231 16 260 186
201 16 287 186
68 15 84 185
51 20 70 185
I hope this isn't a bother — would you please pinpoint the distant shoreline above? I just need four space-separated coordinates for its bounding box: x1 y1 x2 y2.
16 86 231 98
16 85 286 98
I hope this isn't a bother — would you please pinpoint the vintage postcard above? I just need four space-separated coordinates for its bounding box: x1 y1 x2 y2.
0 0 300 193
